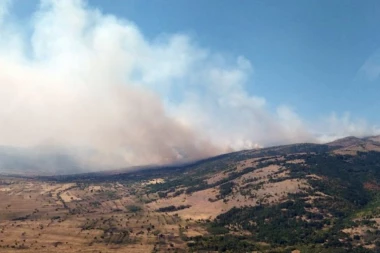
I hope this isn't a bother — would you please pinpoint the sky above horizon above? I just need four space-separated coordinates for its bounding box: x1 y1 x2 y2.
1 0 380 169
13 0 380 122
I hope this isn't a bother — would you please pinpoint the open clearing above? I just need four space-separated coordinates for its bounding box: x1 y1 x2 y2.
0 178 190 252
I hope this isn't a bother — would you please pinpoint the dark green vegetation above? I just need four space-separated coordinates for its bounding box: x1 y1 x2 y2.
190 152 380 252
156 205 191 212
126 205 142 213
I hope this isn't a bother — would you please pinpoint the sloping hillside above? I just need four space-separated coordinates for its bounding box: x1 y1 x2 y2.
134 140 380 252
2 136 380 252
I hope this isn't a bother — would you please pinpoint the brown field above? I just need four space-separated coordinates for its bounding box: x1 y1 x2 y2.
0 157 316 252
147 164 309 220
0 177 194 253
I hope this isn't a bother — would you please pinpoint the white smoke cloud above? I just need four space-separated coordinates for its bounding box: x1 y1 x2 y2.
0 0 377 173
313 112 380 143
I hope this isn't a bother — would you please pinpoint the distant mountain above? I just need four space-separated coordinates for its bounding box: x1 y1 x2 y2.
2 135 380 177
327 135 367 147
327 135 380 155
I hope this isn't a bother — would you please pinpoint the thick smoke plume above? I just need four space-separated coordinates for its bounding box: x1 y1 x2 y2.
0 0 378 173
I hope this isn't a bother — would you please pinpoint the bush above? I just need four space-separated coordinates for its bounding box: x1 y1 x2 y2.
207 226 229 235
127 205 142 213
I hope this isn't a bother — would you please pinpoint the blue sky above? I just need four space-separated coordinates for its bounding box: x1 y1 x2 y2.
1 0 380 167
10 0 380 121
81 0 380 121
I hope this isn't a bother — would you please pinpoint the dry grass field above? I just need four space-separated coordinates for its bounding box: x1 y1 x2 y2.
0 177 196 253
0 159 310 252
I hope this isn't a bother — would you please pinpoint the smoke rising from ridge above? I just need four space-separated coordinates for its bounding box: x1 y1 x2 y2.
0 0 378 173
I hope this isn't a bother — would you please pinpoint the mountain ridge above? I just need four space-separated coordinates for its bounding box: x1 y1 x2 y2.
2 135 380 177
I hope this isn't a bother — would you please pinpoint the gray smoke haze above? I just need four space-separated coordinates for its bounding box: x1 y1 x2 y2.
0 0 378 173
